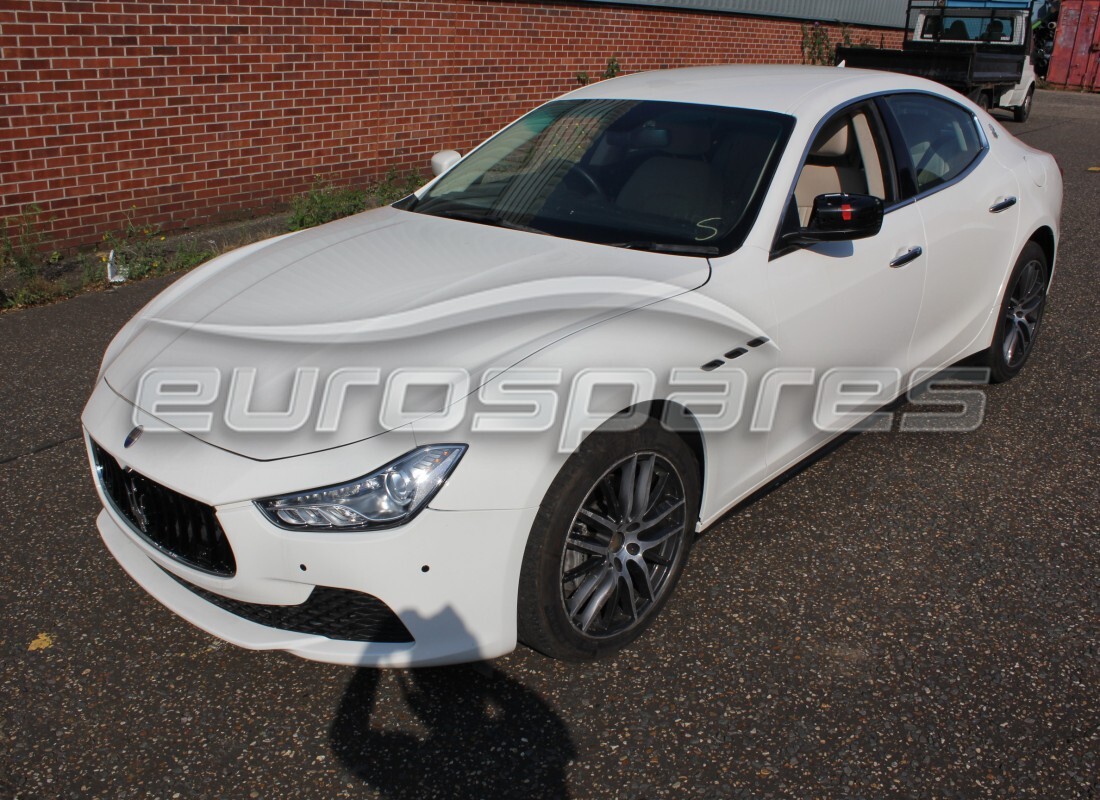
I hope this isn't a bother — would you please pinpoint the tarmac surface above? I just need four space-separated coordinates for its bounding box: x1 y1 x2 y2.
1 89 1097 799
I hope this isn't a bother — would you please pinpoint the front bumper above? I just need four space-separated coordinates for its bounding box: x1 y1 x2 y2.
82 379 539 667
95 501 537 667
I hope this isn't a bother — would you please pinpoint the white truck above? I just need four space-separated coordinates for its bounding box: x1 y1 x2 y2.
838 0 1037 122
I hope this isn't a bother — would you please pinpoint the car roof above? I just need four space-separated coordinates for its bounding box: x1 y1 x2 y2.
565 64 955 118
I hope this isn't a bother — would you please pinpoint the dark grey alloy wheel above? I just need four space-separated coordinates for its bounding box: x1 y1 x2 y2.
559 452 687 638
1002 256 1045 368
518 417 699 661
985 240 1049 383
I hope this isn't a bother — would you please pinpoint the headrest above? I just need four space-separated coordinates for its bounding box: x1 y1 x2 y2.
629 127 669 149
947 20 970 40
810 117 851 158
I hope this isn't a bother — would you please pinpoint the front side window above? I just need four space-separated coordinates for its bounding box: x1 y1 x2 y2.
883 94 984 194
409 99 794 256
790 103 895 228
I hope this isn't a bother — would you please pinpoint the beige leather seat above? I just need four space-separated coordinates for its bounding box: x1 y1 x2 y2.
794 115 871 226
616 124 722 224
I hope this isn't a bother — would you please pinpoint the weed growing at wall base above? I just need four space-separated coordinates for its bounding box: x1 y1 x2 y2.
0 205 218 311
1 205 59 285
288 169 424 232
288 180 368 231
2 166 428 311
370 167 425 207
100 209 215 282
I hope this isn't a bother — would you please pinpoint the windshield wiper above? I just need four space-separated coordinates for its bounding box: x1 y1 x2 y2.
609 241 720 256
429 208 549 236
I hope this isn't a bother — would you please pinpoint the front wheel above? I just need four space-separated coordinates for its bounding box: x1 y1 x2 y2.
1014 86 1035 123
517 418 700 661
983 241 1049 383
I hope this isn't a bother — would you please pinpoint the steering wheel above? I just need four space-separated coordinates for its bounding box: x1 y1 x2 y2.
564 166 607 200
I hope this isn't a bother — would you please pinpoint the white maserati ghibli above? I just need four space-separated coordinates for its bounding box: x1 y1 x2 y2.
83 65 1062 667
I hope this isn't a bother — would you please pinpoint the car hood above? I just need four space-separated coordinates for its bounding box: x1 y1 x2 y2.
102 206 710 460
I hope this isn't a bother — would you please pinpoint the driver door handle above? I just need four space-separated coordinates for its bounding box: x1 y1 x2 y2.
989 196 1018 213
890 246 923 268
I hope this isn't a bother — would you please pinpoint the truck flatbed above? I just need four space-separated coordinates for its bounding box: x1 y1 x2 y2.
837 45 1025 87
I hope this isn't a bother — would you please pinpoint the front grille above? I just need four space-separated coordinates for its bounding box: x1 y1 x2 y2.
91 440 236 577
164 568 415 643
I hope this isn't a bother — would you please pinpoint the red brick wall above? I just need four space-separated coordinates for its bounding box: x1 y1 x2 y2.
0 1 903 249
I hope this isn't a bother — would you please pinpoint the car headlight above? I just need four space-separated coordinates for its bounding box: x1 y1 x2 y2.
256 445 466 531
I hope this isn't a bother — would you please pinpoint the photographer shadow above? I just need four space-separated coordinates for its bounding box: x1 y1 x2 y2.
328 607 575 800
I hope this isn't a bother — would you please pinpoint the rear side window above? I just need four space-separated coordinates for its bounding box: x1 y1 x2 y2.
883 94 984 194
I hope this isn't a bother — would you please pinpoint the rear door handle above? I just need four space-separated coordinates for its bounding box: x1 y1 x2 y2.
890 246 923 268
989 196 1018 213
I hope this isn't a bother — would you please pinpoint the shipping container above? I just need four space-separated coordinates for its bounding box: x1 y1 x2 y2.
1047 0 1100 90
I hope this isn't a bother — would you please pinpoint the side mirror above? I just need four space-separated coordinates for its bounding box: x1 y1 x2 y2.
431 150 462 176
783 193 884 246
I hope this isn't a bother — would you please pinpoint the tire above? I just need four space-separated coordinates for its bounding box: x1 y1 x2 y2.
1013 86 1035 123
968 89 991 111
517 416 700 661
983 241 1049 384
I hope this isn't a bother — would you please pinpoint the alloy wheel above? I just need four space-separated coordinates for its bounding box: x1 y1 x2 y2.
559 452 688 638
1002 257 1046 369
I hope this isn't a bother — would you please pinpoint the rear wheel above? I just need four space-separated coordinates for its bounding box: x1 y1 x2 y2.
983 241 1049 383
968 89 991 111
518 418 699 661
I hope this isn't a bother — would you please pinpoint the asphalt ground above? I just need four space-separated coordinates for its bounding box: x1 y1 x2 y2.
1 89 1097 800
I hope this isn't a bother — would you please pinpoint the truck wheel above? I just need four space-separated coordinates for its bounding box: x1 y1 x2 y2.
1013 86 1034 123
968 89 991 111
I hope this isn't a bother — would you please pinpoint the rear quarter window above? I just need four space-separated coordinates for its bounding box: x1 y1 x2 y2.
884 94 984 194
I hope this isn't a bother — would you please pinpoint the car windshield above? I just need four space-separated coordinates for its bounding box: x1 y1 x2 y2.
406 99 794 257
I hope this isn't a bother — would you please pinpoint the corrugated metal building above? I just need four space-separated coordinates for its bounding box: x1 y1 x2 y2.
571 0 910 28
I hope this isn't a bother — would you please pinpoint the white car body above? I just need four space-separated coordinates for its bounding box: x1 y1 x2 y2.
82 65 1062 667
